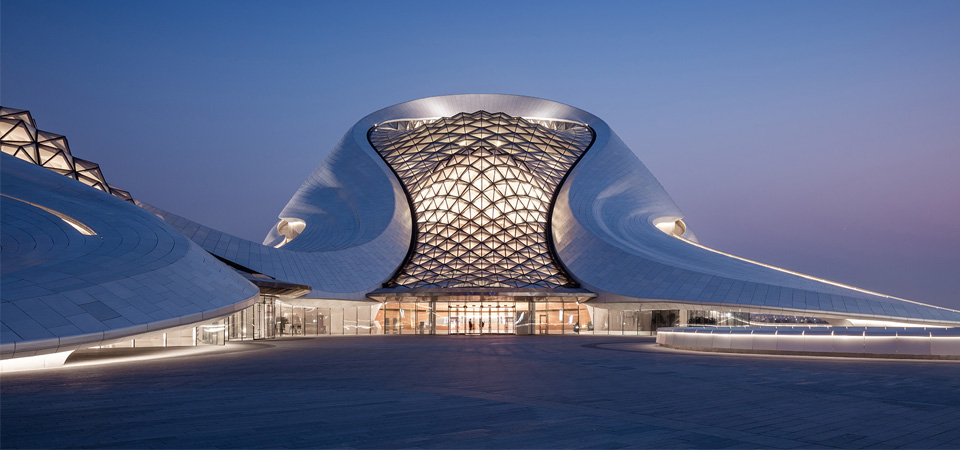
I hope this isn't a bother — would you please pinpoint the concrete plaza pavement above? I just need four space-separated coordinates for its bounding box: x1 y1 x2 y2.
2 335 959 449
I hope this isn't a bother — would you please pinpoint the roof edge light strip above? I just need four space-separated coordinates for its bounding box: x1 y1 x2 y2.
371 117 589 132
2 194 97 236
374 117 442 126
671 233 959 312
520 117 590 128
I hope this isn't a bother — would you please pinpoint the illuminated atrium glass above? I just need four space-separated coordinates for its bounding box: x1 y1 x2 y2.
369 111 594 289
0 107 133 202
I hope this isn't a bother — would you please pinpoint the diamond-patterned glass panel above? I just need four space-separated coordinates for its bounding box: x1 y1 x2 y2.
0 107 134 202
369 111 594 289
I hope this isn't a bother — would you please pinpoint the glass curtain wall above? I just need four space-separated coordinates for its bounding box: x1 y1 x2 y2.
576 307 677 336
580 308 831 335
198 320 225 345
274 304 371 336
686 311 828 326
686 310 749 327
377 298 588 335
226 297 375 340
96 320 227 349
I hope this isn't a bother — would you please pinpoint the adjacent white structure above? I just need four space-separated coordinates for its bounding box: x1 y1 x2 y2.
3 94 958 366
0 154 259 362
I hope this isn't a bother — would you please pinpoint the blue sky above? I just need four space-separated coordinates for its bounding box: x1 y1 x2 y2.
3 0 959 308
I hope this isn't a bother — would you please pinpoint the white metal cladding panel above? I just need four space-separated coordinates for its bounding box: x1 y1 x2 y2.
69 94 957 325
265 134 404 252
262 94 602 254
169 95 606 298
142 192 410 298
1 155 259 357
550 101 960 325
267 94 958 324
155 113 416 298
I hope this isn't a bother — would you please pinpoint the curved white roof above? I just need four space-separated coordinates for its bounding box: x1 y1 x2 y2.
1 155 259 358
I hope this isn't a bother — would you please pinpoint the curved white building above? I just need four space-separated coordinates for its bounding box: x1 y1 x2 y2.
3 94 959 366
0 154 259 361
152 94 960 334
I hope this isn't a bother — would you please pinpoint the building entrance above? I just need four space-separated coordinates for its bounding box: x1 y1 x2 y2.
376 296 592 335
448 303 516 335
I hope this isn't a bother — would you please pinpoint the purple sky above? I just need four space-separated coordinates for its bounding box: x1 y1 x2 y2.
3 1 959 309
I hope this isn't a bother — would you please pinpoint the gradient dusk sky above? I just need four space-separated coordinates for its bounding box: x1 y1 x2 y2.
3 1 959 309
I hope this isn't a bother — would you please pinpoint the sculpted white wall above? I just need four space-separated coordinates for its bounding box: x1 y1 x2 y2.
551 105 960 325
1 155 259 358
153 94 960 324
155 95 606 298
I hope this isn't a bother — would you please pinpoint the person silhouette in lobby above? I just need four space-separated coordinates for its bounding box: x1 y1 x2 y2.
468 319 474 334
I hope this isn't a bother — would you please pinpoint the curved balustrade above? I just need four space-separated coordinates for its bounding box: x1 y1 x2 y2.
656 326 960 359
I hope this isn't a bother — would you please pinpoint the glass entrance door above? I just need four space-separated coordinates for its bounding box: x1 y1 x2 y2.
375 298 587 335
488 304 515 334
448 302 517 335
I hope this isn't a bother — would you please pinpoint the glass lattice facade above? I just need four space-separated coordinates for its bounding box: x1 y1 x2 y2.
0 107 134 202
369 111 594 289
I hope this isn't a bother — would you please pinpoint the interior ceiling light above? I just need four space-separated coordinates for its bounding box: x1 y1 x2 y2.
369 110 594 289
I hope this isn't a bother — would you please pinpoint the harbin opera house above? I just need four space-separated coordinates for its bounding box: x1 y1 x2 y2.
3 94 959 367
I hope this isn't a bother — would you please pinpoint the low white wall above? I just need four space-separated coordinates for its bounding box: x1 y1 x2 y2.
0 350 75 373
656 327 960 359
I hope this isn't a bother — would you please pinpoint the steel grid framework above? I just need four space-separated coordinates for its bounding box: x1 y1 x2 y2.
0 107 133 202
369 110 594 289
